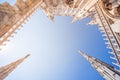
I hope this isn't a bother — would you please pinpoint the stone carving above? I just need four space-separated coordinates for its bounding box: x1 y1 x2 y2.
0 2 16 29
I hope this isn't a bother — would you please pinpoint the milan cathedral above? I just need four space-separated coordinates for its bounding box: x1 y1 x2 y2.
0 0 120 80
0 54 29 80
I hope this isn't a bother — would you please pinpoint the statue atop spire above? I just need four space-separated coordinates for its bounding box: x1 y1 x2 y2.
0 54 30 80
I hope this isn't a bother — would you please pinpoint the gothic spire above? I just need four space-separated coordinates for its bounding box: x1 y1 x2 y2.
79 51 120 80
0 54 30 80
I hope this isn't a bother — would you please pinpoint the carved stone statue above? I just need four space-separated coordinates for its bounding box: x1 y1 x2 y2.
0 2 16 29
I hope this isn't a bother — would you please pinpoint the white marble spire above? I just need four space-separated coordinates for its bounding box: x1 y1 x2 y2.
79 51 120 80
0 54 30 80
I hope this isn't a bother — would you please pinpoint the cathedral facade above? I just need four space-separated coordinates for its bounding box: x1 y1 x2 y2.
0 0 120 80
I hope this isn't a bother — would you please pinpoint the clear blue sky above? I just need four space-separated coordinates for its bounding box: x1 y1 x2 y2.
0 0 116 80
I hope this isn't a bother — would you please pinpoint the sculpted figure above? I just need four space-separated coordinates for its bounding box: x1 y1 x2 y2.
0 2 16 29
